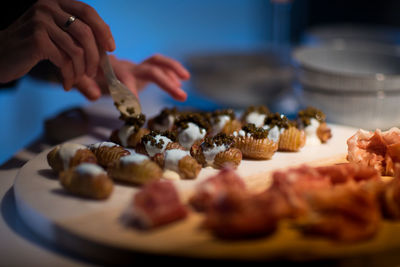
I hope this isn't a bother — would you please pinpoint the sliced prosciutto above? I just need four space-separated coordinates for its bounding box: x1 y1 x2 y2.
132 180 188 229
347 127 400 176
298 181 381 242
189 168 246 212
203 189 279 239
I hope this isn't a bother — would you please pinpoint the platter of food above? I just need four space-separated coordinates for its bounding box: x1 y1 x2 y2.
13 106 400 263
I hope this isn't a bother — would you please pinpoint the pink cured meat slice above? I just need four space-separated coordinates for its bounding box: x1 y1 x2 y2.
189 168 246 212
133 180 188 229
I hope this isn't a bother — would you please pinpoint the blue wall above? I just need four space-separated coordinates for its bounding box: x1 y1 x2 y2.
0 0 271 164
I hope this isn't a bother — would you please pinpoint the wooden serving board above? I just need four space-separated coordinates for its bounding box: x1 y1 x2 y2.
13 124 400 263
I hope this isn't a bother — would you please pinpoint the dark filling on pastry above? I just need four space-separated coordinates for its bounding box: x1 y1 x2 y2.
264 113 292 129
297 107 326 127
241 123 269 139
242 105 270 119
142 131 176 149
202 133 234 150
175 113 210 133
119 112 146 131
212 109 235 122
153 107 178 125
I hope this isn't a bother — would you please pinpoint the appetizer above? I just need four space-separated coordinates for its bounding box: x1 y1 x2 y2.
232 123 278 159
241 105 270 128
47 143 97 173
59 163 113 199
137 131 182 157
110 114 149 148
89 141 130 168
147 107 179 132
156 149 201 180
209 109 241 136
130 180 188 229
191 133 242 169
108 153 163 184
297 107 332 145
264 113 305 152
175 113 209 149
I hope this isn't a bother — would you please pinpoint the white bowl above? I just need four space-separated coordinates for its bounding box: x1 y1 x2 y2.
186 50 294 110
293 43 400 130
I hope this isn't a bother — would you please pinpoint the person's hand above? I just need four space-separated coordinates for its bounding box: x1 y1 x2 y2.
0 0 115 90
74 54 190 101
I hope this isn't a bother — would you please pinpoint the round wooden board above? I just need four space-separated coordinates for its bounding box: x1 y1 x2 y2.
14 124 400 263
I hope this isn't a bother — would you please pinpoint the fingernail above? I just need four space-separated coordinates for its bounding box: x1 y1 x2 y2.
107 37 116 52
63 81 71 91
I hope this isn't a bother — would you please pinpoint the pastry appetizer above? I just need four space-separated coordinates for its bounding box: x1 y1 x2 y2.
241 105 270 128
147 107 179 132
264 113 305 152
59 163 113 199
154 149 201 179
47 143 97 173
175 113 209 149
110 114 149 148
137 131 182 157
232 123 277 159
191 133 242 169
209 109 241 136
297 107 332 145
108 152 163 184
89 141 130 168
130 180 188 229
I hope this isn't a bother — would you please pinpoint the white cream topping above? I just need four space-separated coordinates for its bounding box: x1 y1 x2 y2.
245 112 266 128
203 144 228 165
178 122 206 149
89 141 118 150
153 115 174 132
75 163 106 176
58 143 87 170
144 135 173 157
211 115 230 136
164 149 190 171
118 125 136 147
233 130 250 138
267 125 284 143
305 118 321 146
120 153 149 165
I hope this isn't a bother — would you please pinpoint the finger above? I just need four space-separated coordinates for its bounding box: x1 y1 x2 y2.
36 31 75 90
164 68 182 87
74 75 102 100
46 22 85 83
146 54 190 80
52 10 100 78
134 64 187 101
59 0 115 52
